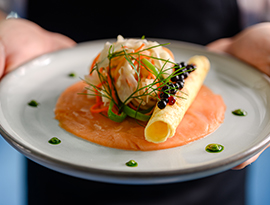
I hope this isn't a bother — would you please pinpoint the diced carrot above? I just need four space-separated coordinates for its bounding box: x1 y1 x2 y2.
134 43 145 53
147 72 156 79
90 102 109 113
90 53 101 75
94 81 106 104
162 47 174 60
90 82 106 113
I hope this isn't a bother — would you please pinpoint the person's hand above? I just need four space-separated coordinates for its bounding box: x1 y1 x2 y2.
207 22 270 75
232 144 270 170
207 22 270 169
0 18 76 78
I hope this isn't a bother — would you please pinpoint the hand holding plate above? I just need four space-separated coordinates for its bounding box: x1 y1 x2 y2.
0 18 76 78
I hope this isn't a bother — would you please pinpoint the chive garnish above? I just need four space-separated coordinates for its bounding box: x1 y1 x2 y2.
82 41 187 122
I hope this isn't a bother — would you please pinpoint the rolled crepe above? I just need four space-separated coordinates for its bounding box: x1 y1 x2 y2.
144 55 210 143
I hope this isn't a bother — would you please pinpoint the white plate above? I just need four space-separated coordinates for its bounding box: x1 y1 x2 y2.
1 39 270 185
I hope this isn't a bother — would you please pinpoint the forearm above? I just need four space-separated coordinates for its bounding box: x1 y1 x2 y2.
0 10 6 21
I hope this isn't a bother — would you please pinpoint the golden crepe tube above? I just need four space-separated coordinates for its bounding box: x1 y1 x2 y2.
144 55 210 143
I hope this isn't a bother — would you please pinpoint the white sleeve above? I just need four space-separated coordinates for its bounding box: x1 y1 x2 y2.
237 0 270 28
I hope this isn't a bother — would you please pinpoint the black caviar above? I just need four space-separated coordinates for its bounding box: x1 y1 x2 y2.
160 92 170 99
157 62 196 110
158 100 167 109
181 68 189 79
171 75 180 82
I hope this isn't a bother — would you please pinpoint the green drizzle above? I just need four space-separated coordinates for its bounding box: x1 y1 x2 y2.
205 143 224 153
68 72 76 77
48 137 61 145
232 109 247 116
125 160 138 167
28 100 39 107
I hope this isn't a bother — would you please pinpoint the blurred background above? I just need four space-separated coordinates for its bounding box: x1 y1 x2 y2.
1 0 270 204
1 135 270 205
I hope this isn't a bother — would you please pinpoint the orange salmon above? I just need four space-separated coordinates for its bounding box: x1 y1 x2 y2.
55 81 226 151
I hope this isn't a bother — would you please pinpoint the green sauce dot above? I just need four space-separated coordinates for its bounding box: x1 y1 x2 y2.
232 109 247 116
49 137 61 145
126 160 138 167
68 72 76 77
28 100 39 107
205 143 224 153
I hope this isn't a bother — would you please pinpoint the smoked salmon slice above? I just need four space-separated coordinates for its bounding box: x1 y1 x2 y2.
54 81 226 151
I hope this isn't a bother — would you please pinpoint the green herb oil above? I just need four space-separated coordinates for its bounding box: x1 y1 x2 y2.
48 137 61 145
28 100 39 107
205 143 224 153
126 160 138 167
68 72 76 77
232 109 247 116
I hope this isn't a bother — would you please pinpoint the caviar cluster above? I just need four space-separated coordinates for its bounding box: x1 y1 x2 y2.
157 62 196 109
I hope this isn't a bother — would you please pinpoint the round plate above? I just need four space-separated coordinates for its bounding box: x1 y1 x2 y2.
1 39 270 184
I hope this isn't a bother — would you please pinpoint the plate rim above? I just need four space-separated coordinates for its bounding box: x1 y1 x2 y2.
1 121 269 184
1 39 270 184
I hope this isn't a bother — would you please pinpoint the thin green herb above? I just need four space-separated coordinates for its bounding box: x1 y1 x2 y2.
84 42 188 118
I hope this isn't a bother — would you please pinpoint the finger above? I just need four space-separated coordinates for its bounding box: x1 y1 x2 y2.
48 32 76 50
206 38 232 53
4 32 76 74
0 41 5 78
232 144 270 170
226 23 270 76
232 152 261 170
